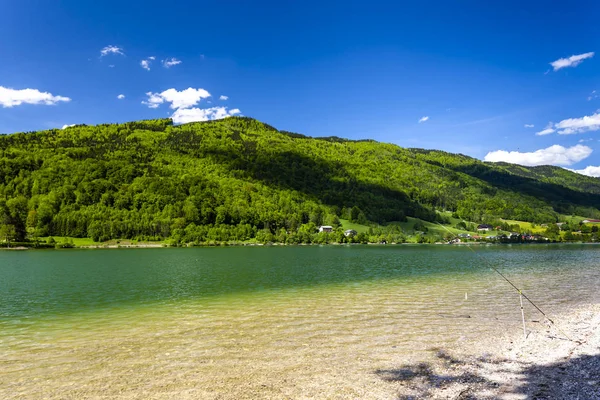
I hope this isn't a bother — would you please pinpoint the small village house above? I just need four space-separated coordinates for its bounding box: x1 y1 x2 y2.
319 226 333 233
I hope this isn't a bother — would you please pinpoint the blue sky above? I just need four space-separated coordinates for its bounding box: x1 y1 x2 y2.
1 0 600 175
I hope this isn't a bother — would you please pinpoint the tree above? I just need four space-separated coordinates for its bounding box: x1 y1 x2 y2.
5 197 28 241
350 206 361 222
0 224 17 247
0 115 599 246
543 223 560 241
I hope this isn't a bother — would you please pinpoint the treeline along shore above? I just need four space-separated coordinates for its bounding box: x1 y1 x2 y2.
3 116 600 248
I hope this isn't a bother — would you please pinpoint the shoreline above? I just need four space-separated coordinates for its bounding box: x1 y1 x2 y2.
2 241 590 251
386 302 600 399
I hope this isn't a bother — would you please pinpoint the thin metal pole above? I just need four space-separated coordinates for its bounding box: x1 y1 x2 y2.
435 222 576 343
519 291 527 339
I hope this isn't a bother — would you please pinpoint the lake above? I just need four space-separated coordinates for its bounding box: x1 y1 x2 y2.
1 245 599 399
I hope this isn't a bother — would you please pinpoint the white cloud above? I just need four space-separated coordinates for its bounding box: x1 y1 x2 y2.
536 127 555 136
140 57 156 71
117 94 125 100
61 124 76 129
418 116 429 123
588 90 598 101
144 87 240 124
171 107 240 124
219 95 229 100
0 86 71 108
100 45 124 57
550 52 594 71
142 87 242 123
143 87 211 109
108 64 115 68
163 58 182 68
484 144 592 166
142 92 164 109
551 112 600 135
569 166 600 177
524 124 535 128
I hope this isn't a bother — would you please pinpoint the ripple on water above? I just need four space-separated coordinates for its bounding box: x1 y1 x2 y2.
1 245 599 399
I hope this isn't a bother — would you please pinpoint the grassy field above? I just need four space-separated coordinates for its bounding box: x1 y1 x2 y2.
562 215 596 225
499 220 546 234
37 237 166 247
38 236 99 246
341 215 516 239
339 219 370 233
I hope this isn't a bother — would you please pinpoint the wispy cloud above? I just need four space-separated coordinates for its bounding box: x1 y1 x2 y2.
455 114 504 127
140 56 155 71
588 90 599 101
100 45 124 57
117 94 125 100
536 122 555 136
0 86 71 108
163 58 182 68
219 95 229 100
418 116 429 123
550 52 594 71
524 124 535 128
484 144 592 166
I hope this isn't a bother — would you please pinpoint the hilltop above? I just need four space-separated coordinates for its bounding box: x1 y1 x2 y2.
1 117 599 245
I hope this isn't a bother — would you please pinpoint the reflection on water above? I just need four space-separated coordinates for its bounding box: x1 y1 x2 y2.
1 245 599 399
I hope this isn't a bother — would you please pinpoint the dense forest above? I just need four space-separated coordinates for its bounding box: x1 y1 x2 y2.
1 116 600 244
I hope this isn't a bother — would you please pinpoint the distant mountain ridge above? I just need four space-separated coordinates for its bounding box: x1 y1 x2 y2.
1 116 599 242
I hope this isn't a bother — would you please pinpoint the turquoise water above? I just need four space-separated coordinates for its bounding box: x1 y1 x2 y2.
1 245 599 399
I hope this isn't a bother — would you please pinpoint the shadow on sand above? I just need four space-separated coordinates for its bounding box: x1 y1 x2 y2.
376 349 600 399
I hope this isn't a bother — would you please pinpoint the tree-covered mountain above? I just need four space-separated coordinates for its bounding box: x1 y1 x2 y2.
1 116 599 243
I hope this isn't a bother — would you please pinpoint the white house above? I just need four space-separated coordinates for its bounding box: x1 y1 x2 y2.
319 226 333 233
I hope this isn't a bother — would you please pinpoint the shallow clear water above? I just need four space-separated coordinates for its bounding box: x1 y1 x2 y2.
1 245 599 399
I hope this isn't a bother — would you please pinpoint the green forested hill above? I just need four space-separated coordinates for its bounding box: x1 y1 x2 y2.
1 117 599 243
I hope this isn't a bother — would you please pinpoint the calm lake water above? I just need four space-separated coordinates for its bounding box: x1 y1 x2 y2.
1 245 599 399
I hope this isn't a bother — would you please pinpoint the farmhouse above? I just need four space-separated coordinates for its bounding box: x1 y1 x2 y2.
477 224 493 231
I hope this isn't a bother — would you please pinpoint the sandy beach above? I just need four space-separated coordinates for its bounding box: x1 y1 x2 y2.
383 303 600 399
